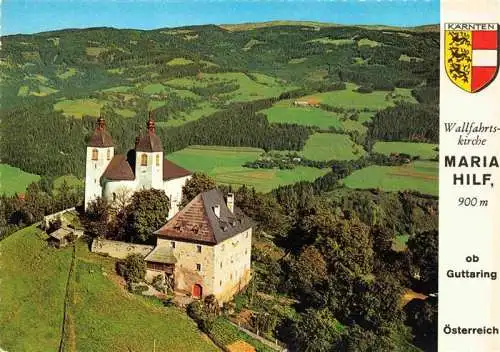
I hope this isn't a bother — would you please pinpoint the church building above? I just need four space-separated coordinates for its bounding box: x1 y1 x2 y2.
84 117 192 219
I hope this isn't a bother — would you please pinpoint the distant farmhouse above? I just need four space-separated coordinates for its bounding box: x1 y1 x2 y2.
84 116 192 219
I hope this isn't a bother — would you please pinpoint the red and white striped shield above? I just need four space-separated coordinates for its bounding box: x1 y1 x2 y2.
445 23 499 93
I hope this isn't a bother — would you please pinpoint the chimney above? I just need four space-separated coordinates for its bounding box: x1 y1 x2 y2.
227 193 234 213
213 204 220 218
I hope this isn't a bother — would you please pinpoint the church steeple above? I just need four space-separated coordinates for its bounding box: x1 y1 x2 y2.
147 111 156 135
88 116 113 147
135 112 163 152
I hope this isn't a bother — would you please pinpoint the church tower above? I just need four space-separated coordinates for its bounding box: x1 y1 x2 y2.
84 117 114 210
135 115 163 190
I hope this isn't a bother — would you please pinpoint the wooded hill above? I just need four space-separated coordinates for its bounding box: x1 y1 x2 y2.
1 23 438 178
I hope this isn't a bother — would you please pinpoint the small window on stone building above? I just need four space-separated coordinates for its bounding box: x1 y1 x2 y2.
220 280 222 287
140 153 148 166
245 249 247 255
245 232 249 238
230 273 233 280
196 263 201 271
112 192 116 201
197 245 202 253
156 154 160 166
220 262 222 268
107 149 111 160
92 149 98 160
171 241 176 249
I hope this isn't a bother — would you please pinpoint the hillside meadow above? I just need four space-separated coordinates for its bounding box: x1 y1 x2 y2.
301 133 366 161
0 225 218 352
0 163 40 195
302 83 417 110
373 141 438 160
166 145 328 192
342 160 438 195
262 102 344 130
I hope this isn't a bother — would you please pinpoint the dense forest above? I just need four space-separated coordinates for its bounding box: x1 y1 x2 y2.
0 22 439 351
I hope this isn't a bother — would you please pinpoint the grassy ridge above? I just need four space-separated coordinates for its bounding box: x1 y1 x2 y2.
0 226 218 352
0 226 71 351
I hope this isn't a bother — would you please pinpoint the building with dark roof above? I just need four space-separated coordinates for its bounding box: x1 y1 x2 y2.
84 116 192 219
146 189 253 303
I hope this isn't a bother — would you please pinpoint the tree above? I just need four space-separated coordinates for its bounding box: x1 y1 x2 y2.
120 253 147 283
342 324 398 352
126 189 170 243
291 308 343 352
84 197 110 238
405 297 437 351
181 172 216 206
23 182 54 223
407 230 438 293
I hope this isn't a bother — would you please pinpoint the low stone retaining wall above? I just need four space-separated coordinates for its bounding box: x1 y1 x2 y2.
91 238 154 259
42 207 76 229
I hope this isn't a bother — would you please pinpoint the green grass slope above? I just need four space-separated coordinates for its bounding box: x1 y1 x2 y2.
343 160 438 195
0 163 41 195
0 226 71 351
166 145 328 192
0 225 218 352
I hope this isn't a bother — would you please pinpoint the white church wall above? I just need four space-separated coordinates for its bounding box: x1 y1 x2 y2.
164 175 191 219
135 151 163 190
102 180 137 205
84 146 114 210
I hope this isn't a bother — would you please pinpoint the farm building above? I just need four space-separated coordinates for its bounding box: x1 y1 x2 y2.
91 189 254 303
84 116 192 219
148 189 253 303
47 227 80 248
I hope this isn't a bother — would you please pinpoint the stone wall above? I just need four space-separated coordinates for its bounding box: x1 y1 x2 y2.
42 207 76 229
156 237 215 296
213 229 253 303
91 238 154 259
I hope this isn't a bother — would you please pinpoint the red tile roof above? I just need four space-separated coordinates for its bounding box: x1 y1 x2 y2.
163 160 192 180
154 189 253 245
102 155 135 181
88 118 113 147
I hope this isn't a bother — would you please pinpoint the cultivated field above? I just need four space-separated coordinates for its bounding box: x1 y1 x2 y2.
262 103 343 129
343 160 438 195
165 72 295 103
0 163 40 195
301 133 366 161
372 141 438 160
0 226 218 352
166 145 328 192
302 83 417 110
54 99 104 118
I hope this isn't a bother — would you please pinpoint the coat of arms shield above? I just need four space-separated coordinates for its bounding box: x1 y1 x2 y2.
445 23 499 93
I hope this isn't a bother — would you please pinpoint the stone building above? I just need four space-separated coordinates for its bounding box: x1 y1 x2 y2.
145 189 253 303
84 116 191 219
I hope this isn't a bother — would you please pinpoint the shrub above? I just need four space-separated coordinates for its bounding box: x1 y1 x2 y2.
119 253 147 283
356 86 374 93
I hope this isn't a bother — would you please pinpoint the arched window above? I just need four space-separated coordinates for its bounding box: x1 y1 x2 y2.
140 153 148 166
112 192 117 201
156 154 160 166
92 149 98 160
107 149 111 160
